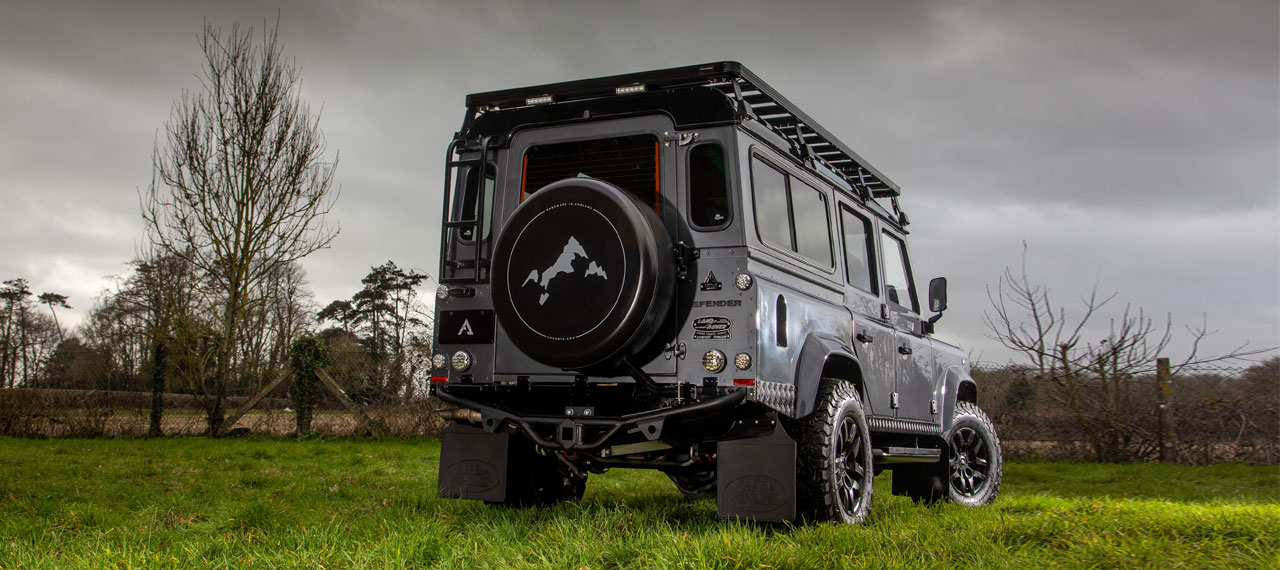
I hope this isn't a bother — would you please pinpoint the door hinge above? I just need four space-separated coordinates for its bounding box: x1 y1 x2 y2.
664 341 687 360
890 392 900 409
672 241 696 281
930 399 938 414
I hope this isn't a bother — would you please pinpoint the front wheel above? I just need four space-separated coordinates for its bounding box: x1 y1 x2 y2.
788 380 874 523
945 401 1001 506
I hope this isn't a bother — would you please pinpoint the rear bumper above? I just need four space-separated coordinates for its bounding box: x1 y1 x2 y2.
434 386 748 452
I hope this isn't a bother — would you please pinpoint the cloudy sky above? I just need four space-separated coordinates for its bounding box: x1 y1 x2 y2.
2 0 1276 364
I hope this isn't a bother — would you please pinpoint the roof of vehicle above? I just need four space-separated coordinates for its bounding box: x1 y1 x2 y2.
464 62 901 202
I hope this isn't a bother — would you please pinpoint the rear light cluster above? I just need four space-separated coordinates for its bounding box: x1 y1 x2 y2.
429 351 472 384
451 351 472 372
702 350 726 373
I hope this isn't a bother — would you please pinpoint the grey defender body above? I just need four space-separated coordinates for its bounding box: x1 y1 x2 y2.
431 63 1000 521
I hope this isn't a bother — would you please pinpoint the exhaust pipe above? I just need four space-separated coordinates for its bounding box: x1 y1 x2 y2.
437 407 483 423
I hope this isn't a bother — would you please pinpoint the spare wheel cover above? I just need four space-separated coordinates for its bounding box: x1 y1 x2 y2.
491 178 674 369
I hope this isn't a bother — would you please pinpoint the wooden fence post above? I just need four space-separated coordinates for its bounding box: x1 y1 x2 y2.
315 369 387 436
221 370 293 433
1156 357 1175 462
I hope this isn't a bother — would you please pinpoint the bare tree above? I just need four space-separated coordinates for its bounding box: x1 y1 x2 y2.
143 20 339 434
127 253 202 436
238 262 315 397
984 246 1270 461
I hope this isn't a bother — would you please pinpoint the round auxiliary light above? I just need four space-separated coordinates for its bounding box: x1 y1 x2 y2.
734 274 754 291
451 351 472 372
702 350 726 373
436 284 451 300
734 352 752 371
432 354 447 370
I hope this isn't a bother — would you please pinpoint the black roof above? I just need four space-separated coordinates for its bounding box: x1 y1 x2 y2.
465 62 900 200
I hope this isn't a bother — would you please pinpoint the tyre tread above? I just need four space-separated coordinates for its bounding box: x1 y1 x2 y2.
786 378 872 523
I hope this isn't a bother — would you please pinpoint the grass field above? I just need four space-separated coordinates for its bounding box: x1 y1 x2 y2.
0 437 1275 569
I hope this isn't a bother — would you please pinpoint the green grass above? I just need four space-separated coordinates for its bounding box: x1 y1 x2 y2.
0 437 1275 569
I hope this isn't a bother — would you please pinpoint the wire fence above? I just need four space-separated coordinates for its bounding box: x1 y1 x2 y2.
0 386 446 438
0 347 447 438
972 360 1279 465
0 352 1275 465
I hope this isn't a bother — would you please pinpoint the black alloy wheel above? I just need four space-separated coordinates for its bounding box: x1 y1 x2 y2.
945 401 1002 506
833 413 870 519
948 427 990 495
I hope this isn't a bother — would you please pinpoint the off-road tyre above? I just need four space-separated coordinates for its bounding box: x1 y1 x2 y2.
944 401 1001 506
786 379 874 523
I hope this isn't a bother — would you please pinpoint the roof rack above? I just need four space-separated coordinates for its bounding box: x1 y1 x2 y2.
464 61 901 201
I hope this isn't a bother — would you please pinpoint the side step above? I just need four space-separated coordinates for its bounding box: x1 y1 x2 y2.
872 446 941 464
717 425 797 523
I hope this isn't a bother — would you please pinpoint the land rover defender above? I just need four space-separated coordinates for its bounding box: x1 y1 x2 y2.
430 62 1001 523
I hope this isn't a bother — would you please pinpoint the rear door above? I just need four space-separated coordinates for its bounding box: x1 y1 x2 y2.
497 116 680 377
837 204 896 418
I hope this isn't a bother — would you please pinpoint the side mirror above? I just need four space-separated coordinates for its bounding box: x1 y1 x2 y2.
928 277 948 313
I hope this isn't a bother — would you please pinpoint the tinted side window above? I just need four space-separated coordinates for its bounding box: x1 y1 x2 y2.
882 231 918 313
751 155 835 268
840 207 876 293
790 178 832 267
751 158 791 250
689 143 730 228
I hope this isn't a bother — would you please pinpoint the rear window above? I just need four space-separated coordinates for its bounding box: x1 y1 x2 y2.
522 134 660 211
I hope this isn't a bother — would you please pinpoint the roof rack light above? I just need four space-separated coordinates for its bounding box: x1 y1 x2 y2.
525 94 554 106
615 83 646 95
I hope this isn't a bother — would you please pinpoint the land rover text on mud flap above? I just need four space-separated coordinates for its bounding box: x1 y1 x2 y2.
430 62 1001 523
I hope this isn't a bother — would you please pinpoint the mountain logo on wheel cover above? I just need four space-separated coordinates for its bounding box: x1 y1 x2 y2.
520 236 609 305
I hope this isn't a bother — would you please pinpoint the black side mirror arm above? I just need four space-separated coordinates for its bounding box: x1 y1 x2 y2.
922 311 943 335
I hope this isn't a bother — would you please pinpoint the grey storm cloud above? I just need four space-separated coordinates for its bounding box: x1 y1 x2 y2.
1 0 1275 362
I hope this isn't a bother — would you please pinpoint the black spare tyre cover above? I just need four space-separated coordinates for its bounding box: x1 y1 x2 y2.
491 178 675 370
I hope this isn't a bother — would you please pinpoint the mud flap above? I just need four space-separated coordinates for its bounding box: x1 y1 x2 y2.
716 425 797 522
437 422 510 502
